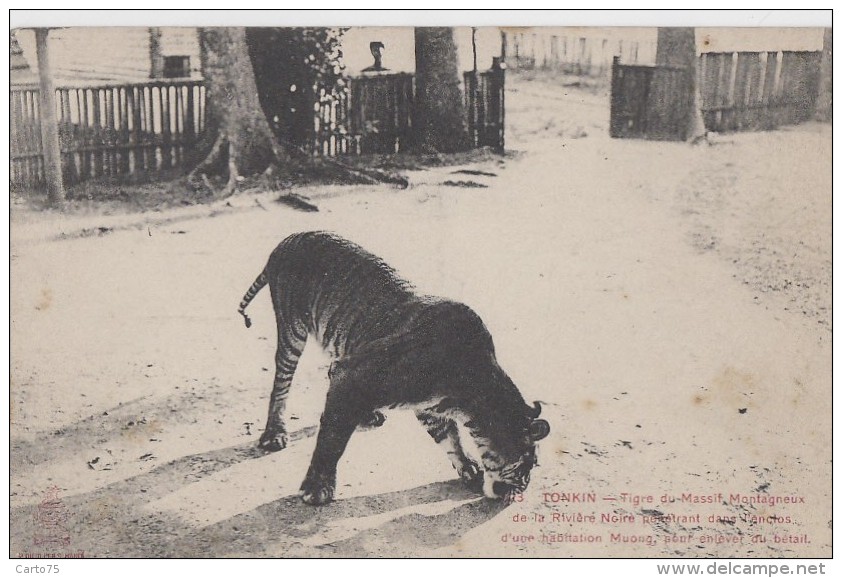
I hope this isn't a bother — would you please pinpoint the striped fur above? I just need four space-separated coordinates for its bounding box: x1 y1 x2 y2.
238 273 267 328
239 231 549 505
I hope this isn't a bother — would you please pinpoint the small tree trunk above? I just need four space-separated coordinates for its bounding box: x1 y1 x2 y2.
656 27 706 142
193 27 288 195
35 28 65 206
414 27 469 153
149 27 164 78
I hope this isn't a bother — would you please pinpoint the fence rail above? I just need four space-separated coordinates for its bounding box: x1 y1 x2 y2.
10 79 206 190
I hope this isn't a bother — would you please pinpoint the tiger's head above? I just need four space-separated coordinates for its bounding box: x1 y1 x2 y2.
467 401 550 501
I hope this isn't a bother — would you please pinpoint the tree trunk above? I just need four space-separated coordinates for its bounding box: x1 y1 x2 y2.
35 28 65 206
246 28 319 149
149 27 164 78
656 27 706 142
414 27 468 153
193 27 287 195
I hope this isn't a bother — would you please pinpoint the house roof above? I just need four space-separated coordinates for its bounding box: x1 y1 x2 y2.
10 31 37 84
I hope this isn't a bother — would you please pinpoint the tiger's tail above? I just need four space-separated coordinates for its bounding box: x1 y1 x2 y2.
238 270 268 328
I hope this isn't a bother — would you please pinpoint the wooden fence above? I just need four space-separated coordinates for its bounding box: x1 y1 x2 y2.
610 50 822 140
10 80 206 190
699 51 821 132
464 62 506 150
314 67 505 156
314 73 415 156
505 30 658 76
12 70 504 190
313 85 359 157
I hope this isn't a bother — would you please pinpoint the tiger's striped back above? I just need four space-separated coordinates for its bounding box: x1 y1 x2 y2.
239 231 416 357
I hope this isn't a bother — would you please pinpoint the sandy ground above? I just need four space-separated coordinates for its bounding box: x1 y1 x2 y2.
10 73 831 558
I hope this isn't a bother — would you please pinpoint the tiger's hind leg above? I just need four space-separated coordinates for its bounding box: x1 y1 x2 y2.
259 317 307 452
416 411 482 492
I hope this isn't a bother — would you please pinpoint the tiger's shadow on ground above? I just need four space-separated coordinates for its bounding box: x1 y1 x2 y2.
198 477 507 557
12 424 506 557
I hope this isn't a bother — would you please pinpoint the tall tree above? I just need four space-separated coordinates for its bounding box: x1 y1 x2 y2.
247 27 346 149
414 27 469 153
194 27 403 194
191 27 288 196
656 27 706 142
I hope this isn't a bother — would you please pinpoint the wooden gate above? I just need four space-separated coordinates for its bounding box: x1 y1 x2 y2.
609 58 692 141
464 59 506 151
350 73 415 154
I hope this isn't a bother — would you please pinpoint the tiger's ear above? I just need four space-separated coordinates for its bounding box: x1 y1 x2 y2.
529 419 550 441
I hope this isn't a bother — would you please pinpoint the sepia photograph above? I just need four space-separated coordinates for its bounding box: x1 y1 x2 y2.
8 10 833 566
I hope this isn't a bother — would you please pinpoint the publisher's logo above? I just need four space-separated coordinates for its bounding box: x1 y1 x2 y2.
32 486 71 549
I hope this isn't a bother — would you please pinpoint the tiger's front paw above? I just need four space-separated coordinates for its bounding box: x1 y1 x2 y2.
299 474 335 506
458 461 484 493
357 410 386 430
258 430 288 452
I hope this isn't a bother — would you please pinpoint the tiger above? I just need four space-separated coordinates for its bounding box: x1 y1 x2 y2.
238 231 550 505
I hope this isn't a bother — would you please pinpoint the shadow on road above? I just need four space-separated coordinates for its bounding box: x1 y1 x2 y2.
11 426 506 557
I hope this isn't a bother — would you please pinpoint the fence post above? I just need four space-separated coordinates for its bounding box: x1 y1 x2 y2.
59 89 78 184
465 71 477 148
35 28 65 205
490 56 505 152
609 56 621 138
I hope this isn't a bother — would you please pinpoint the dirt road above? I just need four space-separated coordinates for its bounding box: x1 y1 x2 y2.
10 75 831 558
